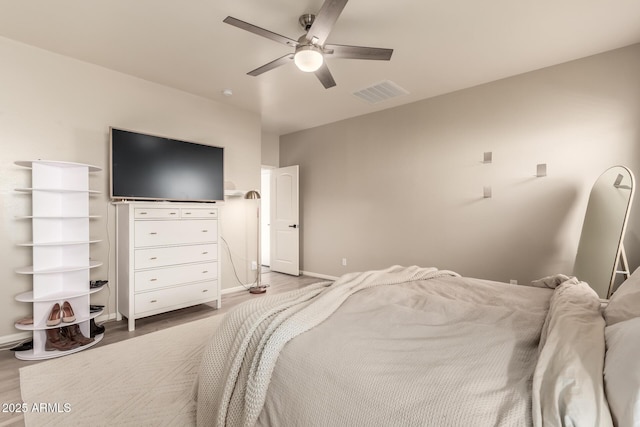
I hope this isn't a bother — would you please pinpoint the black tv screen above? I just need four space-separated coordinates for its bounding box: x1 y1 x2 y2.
110 128 224 202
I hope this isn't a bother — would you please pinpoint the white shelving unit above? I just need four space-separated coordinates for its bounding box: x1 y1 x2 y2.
14 160 104 360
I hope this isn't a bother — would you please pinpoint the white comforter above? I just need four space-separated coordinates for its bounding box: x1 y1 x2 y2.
532 277 612 426
195 266 612 427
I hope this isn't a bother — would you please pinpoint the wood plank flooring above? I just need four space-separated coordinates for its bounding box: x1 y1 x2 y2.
0 270 326 427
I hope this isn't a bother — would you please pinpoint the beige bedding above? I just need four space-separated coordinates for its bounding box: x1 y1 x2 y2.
532 277 612 426
195 266 611 426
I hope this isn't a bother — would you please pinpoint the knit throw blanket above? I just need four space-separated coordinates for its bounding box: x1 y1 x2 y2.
194 265 459 426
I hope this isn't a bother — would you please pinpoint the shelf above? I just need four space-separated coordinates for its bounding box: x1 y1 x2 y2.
15 260 102 275
15 286 105 303
15 188 101 194
14 333 104 361
90 309 105 320
16 215 101 219
17 240 102 247
15 160 101 172
90 285 107 295
224 190 245 197
14 309 104 331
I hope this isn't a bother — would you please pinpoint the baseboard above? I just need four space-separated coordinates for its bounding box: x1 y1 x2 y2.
95 312 119 324
301 271 339 281
0 330 31 346
221 284 251 295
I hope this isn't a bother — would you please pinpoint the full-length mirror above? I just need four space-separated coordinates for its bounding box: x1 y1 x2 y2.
573 165 635 298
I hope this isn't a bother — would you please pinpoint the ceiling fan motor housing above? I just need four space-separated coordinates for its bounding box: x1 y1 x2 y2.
299 14 316 31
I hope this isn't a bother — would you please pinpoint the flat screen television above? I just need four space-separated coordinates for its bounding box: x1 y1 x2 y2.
110 127 224 202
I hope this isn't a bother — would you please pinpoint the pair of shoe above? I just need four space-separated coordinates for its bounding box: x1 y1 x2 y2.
46 301 75 326
45 324 94 351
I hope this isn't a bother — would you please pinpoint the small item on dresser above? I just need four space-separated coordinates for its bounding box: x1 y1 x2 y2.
46 303 62 326
45 328 79 351
61 301 76 323
90 319 105 338
62 324 94 346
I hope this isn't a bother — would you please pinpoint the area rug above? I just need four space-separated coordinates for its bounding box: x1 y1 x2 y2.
20 315 223 426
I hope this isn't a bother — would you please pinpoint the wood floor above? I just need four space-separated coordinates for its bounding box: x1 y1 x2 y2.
0 270 326 427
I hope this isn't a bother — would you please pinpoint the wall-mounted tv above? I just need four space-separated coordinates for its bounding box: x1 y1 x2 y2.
110 127 224 202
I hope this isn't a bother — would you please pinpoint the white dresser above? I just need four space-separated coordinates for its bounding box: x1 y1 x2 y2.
115 202 221 331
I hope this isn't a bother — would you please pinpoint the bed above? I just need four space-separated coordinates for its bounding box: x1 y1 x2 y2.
193 264 640 426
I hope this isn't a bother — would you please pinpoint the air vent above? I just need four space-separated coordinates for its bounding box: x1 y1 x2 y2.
352 80 409 104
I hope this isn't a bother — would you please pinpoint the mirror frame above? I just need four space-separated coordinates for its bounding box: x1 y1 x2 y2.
573 165 635 299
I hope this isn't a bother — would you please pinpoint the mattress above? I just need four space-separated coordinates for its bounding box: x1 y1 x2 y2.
194 265 612 427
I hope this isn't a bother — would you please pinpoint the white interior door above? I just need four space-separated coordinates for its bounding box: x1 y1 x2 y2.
260 168 272 267
270 165 299 276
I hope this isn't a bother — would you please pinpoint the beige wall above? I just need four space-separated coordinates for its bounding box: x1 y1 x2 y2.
0 37 261 342
261 131 280 167
281 44 640 284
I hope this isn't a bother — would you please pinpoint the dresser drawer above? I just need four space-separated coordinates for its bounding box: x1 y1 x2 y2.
135 243 217 269
134 219 217 247
134 262 218 292
134 280 217 314
181 208 218 219
134 207 180 219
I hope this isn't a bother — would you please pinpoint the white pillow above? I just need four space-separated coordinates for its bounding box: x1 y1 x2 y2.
604 317 640 427
604 267 640 326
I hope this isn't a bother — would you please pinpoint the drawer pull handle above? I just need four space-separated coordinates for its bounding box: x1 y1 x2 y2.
149 232 158 235
150 299 157 303
185 212 192 215
150 278 157 282
170 212 176 215
202 289 209 293
150 257 157 260
140 212 148 215
202 270 209 274
202 230 208 233
202 251 208 255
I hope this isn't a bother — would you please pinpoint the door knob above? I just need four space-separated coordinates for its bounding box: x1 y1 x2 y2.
288 224 298 228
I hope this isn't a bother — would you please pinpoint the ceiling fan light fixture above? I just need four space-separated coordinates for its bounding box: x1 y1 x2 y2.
294 45 323 72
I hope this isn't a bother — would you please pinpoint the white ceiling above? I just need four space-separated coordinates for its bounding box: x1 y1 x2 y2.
0 0 639 135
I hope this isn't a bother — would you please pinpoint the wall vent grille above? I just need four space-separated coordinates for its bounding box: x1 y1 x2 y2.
352 80 409 104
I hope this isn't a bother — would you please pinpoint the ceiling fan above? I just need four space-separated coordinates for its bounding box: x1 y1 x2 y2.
223 0 393 89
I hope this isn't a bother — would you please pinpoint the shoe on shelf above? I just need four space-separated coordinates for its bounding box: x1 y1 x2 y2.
61 301 76 323
15 317 33 326
89 305 105 313
45 328 79 351
46 303 62 327
90 280 108 289
90 318 105 338
62 324 94 346
10 340 33 351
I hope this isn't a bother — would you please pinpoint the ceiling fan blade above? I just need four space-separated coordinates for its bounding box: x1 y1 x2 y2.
306 0 349 45
324 44 393 61
223 16 298 47
247 54 294 76
314 62 336 89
